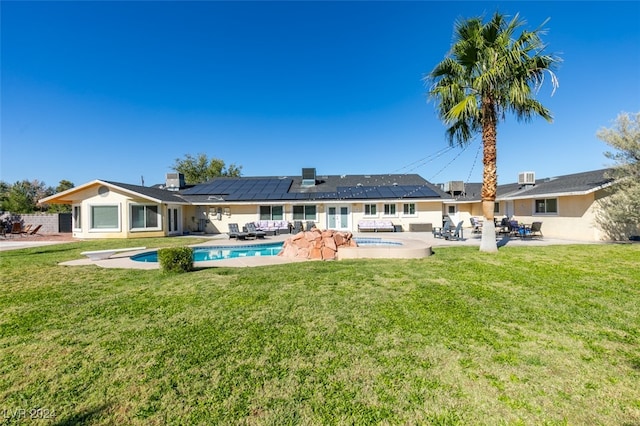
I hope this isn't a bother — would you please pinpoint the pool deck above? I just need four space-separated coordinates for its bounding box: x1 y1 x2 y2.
2 231 602 269
38 231 602 269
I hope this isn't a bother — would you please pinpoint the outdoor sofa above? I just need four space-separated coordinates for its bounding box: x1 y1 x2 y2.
357 219 395 232
253 220 291 235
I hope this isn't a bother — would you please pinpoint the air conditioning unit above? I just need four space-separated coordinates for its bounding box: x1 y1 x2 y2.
165 173 186 191
301 168 316 187
518 172 536 185
443 181 464 193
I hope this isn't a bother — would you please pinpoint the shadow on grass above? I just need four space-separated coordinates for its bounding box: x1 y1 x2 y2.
53 403 111 426
497 235 514 247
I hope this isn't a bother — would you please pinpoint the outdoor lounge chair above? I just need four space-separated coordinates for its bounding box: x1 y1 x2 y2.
245 222 266 239
443 221 464 241
26 224 43 237
228 223 250 240
9 223 25 238
432 220 452 239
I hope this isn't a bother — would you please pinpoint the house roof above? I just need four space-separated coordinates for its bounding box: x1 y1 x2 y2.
180 174 448 203
446 169 613 203
101 181 189 203
39 179 190 205
499 169 613 200
40 173 448 205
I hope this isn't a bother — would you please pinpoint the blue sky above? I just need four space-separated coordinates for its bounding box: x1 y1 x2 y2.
2 1 639 188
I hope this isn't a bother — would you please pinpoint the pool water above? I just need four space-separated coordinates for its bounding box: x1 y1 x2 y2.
131 242 285 263
353 238 403 246
131 238 403 263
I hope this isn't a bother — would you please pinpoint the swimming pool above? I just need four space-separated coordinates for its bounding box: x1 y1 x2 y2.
131 242 285 263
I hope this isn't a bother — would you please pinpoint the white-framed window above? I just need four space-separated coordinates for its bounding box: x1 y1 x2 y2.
130 204 160 230
259 205 283 220
448 205 456 214
402 203 416 216
293 205 317 221
535 198 558 214
383 203 397 216
73 205 82 230
90 205 120 231
364 204 377 216
494 202 500 214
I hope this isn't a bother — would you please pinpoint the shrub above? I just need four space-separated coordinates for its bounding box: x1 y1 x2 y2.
158 246 194 273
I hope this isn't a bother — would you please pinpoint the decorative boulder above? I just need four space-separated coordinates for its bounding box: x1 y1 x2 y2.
278 228 356 260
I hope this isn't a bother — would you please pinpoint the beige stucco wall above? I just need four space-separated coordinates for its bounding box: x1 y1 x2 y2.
70 183 167 239
509 193 603 241
188 200 445 235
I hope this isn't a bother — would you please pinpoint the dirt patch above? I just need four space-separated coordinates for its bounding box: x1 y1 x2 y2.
6 233 76 242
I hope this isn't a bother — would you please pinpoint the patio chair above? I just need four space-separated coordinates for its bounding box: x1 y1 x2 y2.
497 218 510 235
470 217 483 234
292 221 303 234
525 222 543 239
432 219 452 239
306 221 316 231
508 220 520 237
228 223 249 240
443 221 464 241
9 223 25 238
245 222 266 239
27 224 43 237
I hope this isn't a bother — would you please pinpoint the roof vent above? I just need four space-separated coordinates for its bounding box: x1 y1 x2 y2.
518 171 536 185
301 168 316 187
166 173 185 191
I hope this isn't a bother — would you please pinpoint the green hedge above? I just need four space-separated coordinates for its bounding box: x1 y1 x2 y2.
157 246 194 273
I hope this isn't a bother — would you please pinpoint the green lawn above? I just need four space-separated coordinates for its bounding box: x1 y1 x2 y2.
1 239 639 425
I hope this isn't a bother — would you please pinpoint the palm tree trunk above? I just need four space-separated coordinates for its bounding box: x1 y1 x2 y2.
480 100 499 253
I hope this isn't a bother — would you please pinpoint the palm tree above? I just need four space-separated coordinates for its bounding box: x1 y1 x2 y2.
427 12 560 252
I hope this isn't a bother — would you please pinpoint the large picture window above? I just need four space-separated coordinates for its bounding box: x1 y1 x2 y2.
90 205 119 230
535 198 558 214
259 205 283 220
131 205 159 230
293 205 317 221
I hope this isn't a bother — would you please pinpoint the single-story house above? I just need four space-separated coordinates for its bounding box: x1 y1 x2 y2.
441 169 615 241
40 168 449 239
40 167 618 242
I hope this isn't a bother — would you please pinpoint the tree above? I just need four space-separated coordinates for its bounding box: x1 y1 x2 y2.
426 12 560 252
595 112 640 240
172 153 242 184
3 180 38 213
